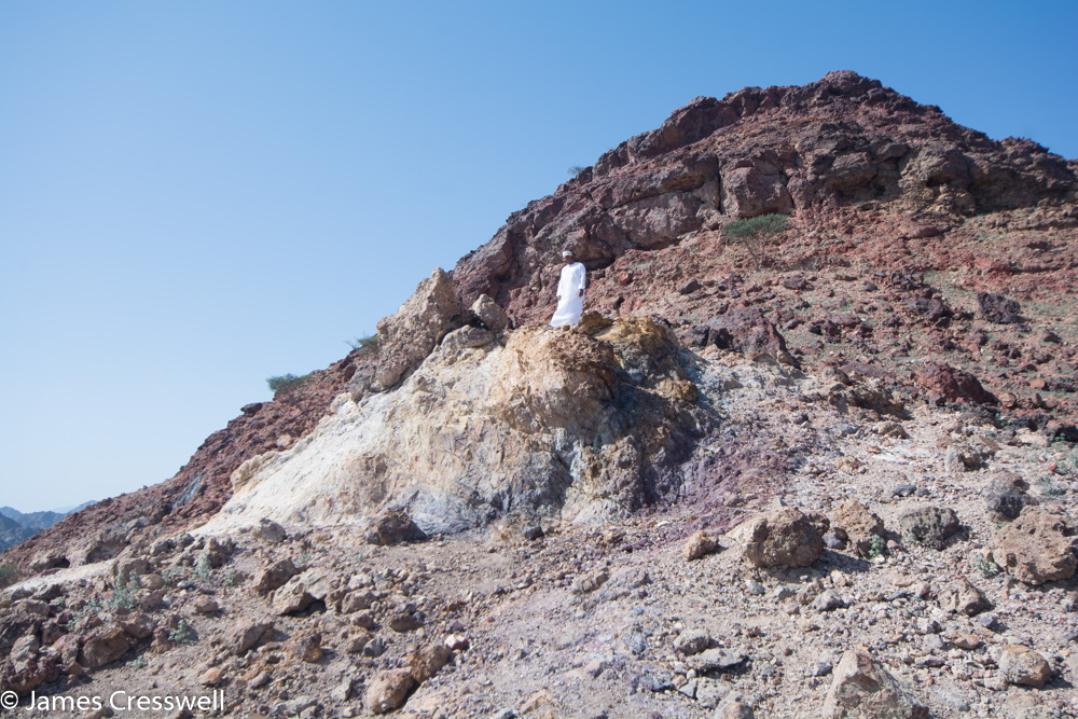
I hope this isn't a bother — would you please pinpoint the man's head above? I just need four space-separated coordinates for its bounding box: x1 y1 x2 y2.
561 249 573 263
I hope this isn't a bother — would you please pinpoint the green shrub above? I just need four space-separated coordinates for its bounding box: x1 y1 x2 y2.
723 213 789 239
347 334 380 351
169 618 196 645
723 213 789 269
267 372 312 396
0 564 18 588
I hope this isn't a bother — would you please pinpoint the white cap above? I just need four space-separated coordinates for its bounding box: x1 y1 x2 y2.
561 249 572 258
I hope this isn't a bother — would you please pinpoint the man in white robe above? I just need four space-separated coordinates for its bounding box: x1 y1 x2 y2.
549 249 586 327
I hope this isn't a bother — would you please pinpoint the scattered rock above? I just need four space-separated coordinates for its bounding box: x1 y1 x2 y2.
79 625 133 670
985 472 1035 520
364 668 417 714
822 649 928 718
999 644 1052 688
990 507 1077 585
409 643 452 683
232 621 274 655
897 505 960 549
938 578 991 616
255 558 298 595
674 630 714 656
741 508 825 568
830 500 885 557
978 292 1023 324
683 530 720 560
365 509 428 546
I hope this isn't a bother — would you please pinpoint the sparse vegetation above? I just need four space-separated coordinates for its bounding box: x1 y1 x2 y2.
567 165 588 179
974 554 1002 579
347 334 381 352
267 372 313 396
193 553 213 582
1038 476 1066 497
107 576 137 612
865 535 886 560
168 618 196 645
723 213 789 268
0 564 18 588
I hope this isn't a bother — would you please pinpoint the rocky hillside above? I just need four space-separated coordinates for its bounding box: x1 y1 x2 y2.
0 505 91 552
2 71 1076 718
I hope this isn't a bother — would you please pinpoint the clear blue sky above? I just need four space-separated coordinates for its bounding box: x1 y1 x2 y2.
2 1 1075 511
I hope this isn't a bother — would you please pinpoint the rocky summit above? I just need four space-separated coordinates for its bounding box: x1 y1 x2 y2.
2 71 1077 718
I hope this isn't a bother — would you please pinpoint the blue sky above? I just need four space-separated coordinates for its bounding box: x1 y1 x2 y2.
1 1 1075 510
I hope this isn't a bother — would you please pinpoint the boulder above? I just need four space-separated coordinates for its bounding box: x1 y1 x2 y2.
273 570 333 615
365 510 428 546
999 644 1052 688
830 501 885 557
990 507 1077 586
409 643 452 683
741 508 825 569
683 530 720 561
255 558 298 595
233 621 274 655
938 578 991 616
697 307 797 366
915 362 997 406
79 624 134 670
470 294 509 334
822 649 928 718
897 505 960 550
364 668 417 714
985 472 1034 520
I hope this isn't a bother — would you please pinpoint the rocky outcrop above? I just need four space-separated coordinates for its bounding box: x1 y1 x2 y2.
200 317 710 536
372 269 463 391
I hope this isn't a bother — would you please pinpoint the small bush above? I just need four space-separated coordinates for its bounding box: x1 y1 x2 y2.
267 372 312 396
567 165 588 179
107 576 137 612
723 213 789 269
723 213 789 239
0 564 18 588
169 618 196 645
974 554 1002 579
347 334 380 351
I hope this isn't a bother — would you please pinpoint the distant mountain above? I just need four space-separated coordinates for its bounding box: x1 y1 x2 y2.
0 501 94 551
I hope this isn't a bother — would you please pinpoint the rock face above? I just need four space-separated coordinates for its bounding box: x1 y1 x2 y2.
990 507 1077 585
915 363 998 406
373 269 463 391
741 508 825 569
822 649 928 718
200 317 710 535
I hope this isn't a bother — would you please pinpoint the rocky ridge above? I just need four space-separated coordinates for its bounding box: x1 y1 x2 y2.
2 71 1077 718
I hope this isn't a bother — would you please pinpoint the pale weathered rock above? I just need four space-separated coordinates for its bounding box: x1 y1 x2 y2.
741 508 825 568
272 569 333 615
470 294 509 334
938 578 991 616
999 644 1052 688
199 319 708 536
373 268 462 390
990 507 1077 585
683 530 720 560
365 668 417 714
232 621 274 655
409 643 452 683
822 649 928 718
255 558 297 595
